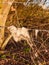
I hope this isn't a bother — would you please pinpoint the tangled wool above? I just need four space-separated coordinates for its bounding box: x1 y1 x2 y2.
8 25 30 42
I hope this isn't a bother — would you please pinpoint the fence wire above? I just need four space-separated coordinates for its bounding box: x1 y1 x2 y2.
0 1 49 65
5 26 49 65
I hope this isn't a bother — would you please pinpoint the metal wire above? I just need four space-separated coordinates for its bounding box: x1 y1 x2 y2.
0 25 49 32
0 0 49 65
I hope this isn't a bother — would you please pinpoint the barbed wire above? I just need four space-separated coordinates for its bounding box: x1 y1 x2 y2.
0 1 49 65
0 25 49 32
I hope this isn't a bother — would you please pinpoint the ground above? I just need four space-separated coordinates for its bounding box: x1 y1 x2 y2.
0 1 49 65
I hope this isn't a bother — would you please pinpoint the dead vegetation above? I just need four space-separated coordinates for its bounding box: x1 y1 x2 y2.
0 0 49 65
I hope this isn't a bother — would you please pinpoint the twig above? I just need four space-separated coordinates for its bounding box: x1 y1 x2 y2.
1 34 12 50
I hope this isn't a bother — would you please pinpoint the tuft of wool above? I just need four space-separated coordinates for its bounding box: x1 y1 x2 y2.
8 25 30 42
